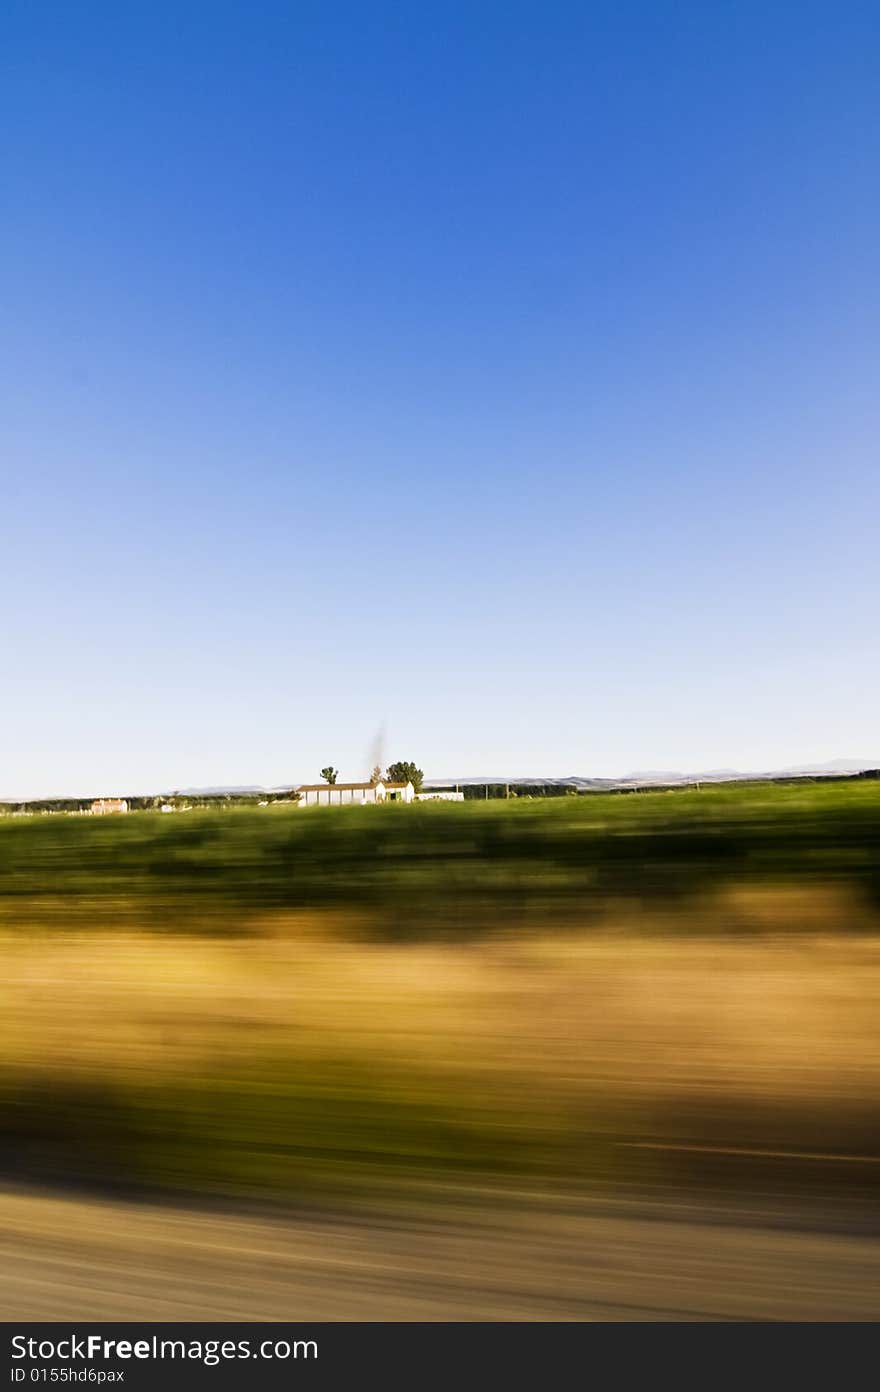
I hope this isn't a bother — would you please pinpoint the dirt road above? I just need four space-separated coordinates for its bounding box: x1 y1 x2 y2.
1 1186 879 1321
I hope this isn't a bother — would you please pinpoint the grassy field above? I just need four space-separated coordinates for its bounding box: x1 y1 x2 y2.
1 780 879 1208
1 778 879 933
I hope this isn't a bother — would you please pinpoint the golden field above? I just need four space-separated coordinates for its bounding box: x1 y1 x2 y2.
3 884 879 1206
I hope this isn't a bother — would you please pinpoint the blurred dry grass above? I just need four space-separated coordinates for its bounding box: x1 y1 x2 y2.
3 883 880 1205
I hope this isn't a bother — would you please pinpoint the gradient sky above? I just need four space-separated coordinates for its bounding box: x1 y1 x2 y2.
3 1 878 797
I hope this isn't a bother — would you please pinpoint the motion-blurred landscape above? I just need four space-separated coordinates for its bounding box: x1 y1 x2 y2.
3 781 880 1318
6 0 879 1332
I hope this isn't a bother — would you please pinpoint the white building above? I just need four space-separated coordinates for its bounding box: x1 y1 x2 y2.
415 790 465 802
90 798 129 815
296 780 414 807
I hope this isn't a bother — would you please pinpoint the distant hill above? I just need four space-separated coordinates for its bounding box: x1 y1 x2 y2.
424 759 880 792
171 786 266 796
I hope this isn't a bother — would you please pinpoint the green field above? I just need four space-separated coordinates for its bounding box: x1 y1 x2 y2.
1 778 879 933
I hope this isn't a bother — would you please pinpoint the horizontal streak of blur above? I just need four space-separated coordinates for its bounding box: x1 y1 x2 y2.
3 907 880 1205
2 781 880 1320
0 781 878 934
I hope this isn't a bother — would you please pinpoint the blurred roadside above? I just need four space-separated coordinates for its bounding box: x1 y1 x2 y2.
3 1183 880 1320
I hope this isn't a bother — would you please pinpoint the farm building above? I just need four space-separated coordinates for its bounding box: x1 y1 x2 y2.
296 780 414 807
90 798 129 815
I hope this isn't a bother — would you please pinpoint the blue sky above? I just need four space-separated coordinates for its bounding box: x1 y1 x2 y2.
3 2 878 796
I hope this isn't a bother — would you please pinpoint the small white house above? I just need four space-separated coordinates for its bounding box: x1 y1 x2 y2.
90 798 129 815
296 780 414 807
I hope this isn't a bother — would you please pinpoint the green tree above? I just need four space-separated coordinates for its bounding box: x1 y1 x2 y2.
320 766 338 785
385 760 424 794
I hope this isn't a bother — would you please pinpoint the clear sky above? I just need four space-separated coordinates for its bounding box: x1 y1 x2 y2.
3 2 878 797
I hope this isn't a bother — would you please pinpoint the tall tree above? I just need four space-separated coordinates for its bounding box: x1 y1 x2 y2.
320 766 338 785
385 760 424 794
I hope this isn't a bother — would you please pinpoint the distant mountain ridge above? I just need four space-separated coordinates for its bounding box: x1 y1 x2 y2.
424 759 880 791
